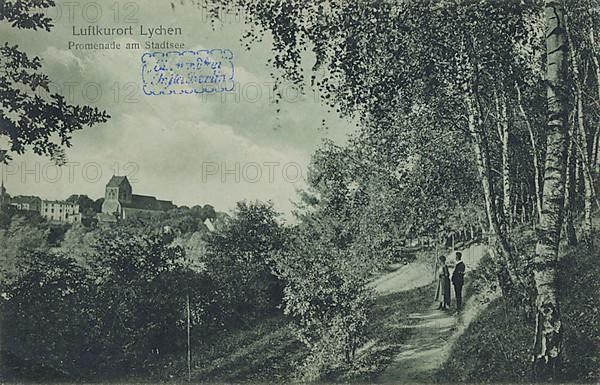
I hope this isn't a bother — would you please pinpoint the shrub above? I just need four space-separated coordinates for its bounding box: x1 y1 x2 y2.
558 244 600 382
438 234 600 383
274 232 373 381
203 201 285 323
1 252 96 380
436 296 533 383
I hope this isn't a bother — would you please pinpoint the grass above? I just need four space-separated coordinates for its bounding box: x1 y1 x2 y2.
334 283 437 382
434 296 533 383
187 316 306 383
153 281 439 383
435 237 600 383
180 252 457 383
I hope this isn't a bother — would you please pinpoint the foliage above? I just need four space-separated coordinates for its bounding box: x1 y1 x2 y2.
190 0 600 372
117 204 220 235
438 233 600 383
1 200 283 380
190 317 305 383
0 215 49 283
557 243 600 381
338 283 436 382
1 228 219 380
274 224 374 381
59 223 102 266
435 296 533 383
0 0 109 162
203 200 285 322
66 194 97 216
87 229 203 375
1 251 97 380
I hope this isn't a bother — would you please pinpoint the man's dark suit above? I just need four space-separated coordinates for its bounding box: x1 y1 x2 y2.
452 261 465 310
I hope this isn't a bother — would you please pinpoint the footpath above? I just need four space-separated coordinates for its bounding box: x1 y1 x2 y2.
373 244 487 383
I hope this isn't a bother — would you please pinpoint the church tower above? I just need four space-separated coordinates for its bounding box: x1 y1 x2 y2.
101 175 132 219
104 175 132 204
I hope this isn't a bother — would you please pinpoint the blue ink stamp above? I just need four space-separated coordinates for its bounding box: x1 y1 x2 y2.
141 49 235 95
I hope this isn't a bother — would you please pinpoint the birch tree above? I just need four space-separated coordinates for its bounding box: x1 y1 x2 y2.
531 0 569 374
191 0 581 375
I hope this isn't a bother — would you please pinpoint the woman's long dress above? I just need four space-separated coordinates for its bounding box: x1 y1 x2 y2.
436 264 451 307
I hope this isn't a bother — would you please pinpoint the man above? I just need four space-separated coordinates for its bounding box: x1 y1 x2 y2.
452 251 465 311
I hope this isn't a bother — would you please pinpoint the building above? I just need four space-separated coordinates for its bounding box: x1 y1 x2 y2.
1 180 83 224
100 175 175 221
9 195 42 212
40 200 81 224
10 195 81 224
204 217 215 232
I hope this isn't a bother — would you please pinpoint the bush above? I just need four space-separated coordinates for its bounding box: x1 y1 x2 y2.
274 231 374 381
435 297 533 383
1 229 221 380
1 252 97 380
558 244 600 382
203 201 285 323
437 235 600 383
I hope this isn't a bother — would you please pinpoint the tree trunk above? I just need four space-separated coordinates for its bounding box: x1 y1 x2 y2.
532 0 568 375
588 22 600 176
466 91 515 295
564 122 577 246
567 17 594 244
577 98 594 244
592 129 600 174
516 83 543 223
501 95 512 226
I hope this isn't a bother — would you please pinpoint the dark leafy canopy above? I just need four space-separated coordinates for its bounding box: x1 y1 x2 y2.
1 251 96 380
274 226 373 377
1 228 219 379
88 230 195 366
196 1 535 116
0 0 109 162
300 111 481 251
203 201 285 321
0 0 55 31
195 0 536 233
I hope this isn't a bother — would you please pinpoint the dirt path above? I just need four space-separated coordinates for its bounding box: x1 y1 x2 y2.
375 244 487 383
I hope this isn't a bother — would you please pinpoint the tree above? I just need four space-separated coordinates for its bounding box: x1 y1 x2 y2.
563 1 600 245
1 251 96 379
0 215 49 283
92 198 104 213
0 1 109 162
203 201 285 322
188 0 589 377
59 224 101 266
274 226 373 379
89 228 208 374
531 0 569 375
66 194 95 218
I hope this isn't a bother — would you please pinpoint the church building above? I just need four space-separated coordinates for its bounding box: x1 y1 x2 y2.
99 176 175 222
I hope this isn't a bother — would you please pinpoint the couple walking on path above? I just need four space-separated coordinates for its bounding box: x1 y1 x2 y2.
435 252 465 311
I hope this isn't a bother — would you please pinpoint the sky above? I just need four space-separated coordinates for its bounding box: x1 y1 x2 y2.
0 0 356 220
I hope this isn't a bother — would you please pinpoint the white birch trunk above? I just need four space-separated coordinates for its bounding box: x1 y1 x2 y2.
532 0 568 373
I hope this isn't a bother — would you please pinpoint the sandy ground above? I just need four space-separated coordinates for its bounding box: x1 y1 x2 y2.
371 244 485 295
374 243 488 383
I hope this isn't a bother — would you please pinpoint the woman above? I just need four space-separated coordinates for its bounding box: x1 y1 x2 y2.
435 255 451 310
